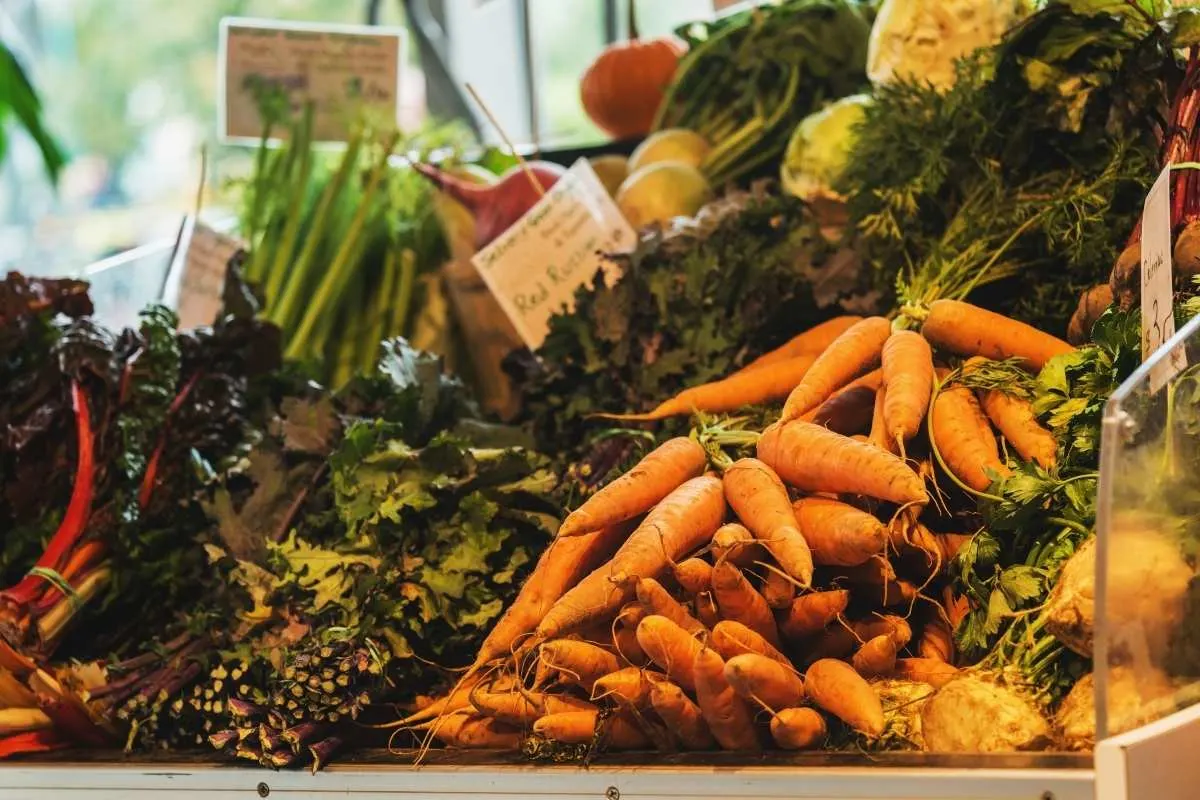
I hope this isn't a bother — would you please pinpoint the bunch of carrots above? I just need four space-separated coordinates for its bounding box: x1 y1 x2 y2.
400 299 1073 753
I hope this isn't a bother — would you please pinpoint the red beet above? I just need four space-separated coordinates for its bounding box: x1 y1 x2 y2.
413 160 565 249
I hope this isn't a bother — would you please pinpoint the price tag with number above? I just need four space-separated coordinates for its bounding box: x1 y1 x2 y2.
1140 164 1187 392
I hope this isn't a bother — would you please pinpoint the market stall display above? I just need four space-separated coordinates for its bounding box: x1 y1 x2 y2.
2 0 1200 788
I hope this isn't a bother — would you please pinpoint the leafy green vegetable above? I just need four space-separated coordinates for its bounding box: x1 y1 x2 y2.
0 44 66 182
656 0 874 186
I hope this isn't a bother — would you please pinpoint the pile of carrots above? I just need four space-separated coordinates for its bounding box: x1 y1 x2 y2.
401 299 1073 753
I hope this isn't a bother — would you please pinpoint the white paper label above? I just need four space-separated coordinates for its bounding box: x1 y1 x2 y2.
1140 164 1187 392
219 18 405 143
470 159 636 349
177 223 244 330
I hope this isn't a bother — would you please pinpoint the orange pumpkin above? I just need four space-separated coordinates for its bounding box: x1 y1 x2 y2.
580 0 685 140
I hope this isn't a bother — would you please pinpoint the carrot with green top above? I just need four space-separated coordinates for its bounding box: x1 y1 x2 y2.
930 385 1009 492
919 299 1073 371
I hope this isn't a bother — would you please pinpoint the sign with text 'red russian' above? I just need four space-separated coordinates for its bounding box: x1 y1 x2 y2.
470 159 636 350
219 18 405 143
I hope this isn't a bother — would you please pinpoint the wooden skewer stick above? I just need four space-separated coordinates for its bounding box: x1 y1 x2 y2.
464 82 546 198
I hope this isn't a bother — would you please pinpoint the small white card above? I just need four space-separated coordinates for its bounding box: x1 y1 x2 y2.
1140 164 1187 392
218 18 405 143
470 159 636 350
176 222 244 330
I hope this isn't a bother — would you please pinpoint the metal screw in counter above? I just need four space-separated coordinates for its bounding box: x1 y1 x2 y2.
605 787 620 800
257 781 270 797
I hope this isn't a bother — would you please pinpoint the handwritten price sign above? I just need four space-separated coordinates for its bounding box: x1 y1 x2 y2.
219 18 405 143
1140 164 1188 392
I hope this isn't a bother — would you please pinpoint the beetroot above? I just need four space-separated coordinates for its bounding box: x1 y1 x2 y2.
413 161 566 249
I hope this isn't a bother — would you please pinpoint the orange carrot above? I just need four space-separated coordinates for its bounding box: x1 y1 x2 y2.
867 382 896 453
931 385 1009 492
782 317 892 421
723 458 814 585
711 561 782 648
650 681 715 750
777 590 850 641
427 714 522 748
673 558 713 597
591 667 663 706
832 555 896 586
724 653 805 710
710 620 792 667
854 614 913 648
710 523 763 569
636 615 705 692
613 626 650 667
808 384 878 436
893 657 959 688
881 330 933 449
770 707 827 750
937 533 973 564
801 369 884 424
920 299 1073 371
851 634 899 678
537 476 726 640
737 316 865 374
534 710 649 749
805 658 884 736
791 496 886 567
558 437 707 537
758 421 927 506
637 578 705 635
919 615 955 664
695 590 721 630
597 355 817 422
470 691 594 724
761 567 796 610
979 389 1057 470
472 520 633 669
539 640 621 694
693 646 761 751
856 578 918 608
397 671 492 726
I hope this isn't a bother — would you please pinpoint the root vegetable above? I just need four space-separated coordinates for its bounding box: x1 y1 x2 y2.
538 476 726 640
637 578 705 635
919 300 1073 372
770 707 827 750
599 355 817 421
427 714 522 749
851 634 898 677
738 316 865 374
931 385 1009 492
854 615 912 648
693 647 760 751
695 590 721 630
1068 283 1114 345
711 523 764 569
920 676 1050 752
805 658 884 737
470 691 594 724
868 383 895 453
673 558 713 597
758 421 927 506
539 640 621 694
591 667 663 706
792 497 887 567
783 317 893 420
636 615 705 692
534 710 649 749
650 681 715 750
893 658 958 688
1109 241 1140 310
810 384 878 435
881 330 934 448
778 590 850 640
710 620 792 667
761 567 796 610
979 389 1056 470
723 458 814 585
557 437 707 538
614 626 650 667
724 653 805 710
711 561 781 648
918 615 954 664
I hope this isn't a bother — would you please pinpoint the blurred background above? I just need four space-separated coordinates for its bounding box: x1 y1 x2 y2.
0 0 711 278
